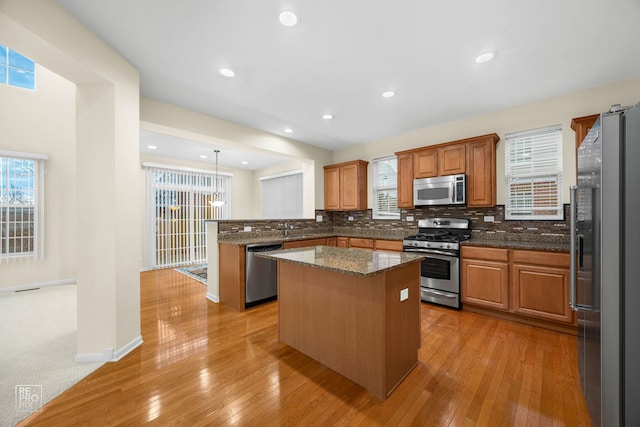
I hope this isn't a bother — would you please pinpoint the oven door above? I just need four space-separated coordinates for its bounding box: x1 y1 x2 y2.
413 250 460 293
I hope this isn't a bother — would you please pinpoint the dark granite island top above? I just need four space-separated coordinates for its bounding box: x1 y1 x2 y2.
256 245 424 277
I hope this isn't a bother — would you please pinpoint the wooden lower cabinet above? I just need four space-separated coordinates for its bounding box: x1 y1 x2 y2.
374 239 403 252
326 237 337 247
461 246 574 330
461 247 509 310
511 250 573 324
336 237 349 248
348 237 374 249
283 238 327 249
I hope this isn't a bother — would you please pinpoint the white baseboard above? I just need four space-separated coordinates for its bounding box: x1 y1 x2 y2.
75 335 143 363
206 292 219 303
2 278 76 293
113 335 143 361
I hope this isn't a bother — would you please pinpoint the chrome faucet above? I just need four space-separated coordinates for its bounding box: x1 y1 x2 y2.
283 221 292 237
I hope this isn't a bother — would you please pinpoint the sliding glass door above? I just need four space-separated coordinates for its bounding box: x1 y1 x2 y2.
146 166 230 268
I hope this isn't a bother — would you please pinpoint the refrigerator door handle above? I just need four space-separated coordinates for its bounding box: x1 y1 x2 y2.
569 185 578 311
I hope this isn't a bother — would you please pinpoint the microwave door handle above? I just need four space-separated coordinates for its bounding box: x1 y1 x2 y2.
451 183 455 203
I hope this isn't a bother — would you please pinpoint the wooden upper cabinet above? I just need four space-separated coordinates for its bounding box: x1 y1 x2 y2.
438 144 465 175
396 152 414 208
571 114 599 152
413 149 438 178
396 133 499 208
323 160 368 211
324 165 340 211
466 134 499 207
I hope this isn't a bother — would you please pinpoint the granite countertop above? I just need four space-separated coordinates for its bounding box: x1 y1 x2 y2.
462 238 569 252
256 246 423 277
217 230 407 246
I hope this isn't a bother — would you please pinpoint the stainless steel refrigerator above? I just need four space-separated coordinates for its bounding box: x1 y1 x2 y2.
570 103 640 427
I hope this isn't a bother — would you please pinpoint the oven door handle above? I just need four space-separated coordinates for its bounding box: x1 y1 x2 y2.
423 288 457 298
405 249 458 258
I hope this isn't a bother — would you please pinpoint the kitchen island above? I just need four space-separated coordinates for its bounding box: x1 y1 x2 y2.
258 245 423 400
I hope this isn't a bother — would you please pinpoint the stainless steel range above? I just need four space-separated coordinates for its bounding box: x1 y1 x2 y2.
403 218 471 309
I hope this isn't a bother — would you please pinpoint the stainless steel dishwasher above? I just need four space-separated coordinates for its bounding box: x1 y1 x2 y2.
245 242 283 306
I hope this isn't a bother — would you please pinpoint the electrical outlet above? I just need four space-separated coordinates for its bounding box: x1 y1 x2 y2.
484 216 494 223
406 215 414 222
316 215 323 222
243 226 252 232
348 216 354 221
400 288 409 301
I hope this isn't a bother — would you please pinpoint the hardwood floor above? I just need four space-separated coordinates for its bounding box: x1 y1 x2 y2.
20 269 592 426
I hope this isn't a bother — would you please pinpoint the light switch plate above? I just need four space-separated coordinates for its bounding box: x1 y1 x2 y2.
348 216 354 221
400 288 409 301
316 215 323 222
484 216 494 223
406 215 414 222
243 226 252 232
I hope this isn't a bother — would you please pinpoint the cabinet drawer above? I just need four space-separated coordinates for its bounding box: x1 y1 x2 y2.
511 250 569 268
461 246 508 262
374 239 403 252
349 238 374 249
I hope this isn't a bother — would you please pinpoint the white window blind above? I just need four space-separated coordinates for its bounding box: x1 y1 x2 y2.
505 125 563 220
145 164 231 268
0 152 47 263
373 156 400 220
260 171 303 219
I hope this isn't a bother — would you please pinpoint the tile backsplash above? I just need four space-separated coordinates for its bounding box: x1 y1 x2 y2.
217 205 570 244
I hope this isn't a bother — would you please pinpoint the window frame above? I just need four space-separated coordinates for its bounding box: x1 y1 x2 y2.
504 125 563 220
0 150 48 262
0 45 36 90
372 155 400 220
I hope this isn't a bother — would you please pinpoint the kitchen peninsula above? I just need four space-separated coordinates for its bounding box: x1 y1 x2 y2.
258 246 423 400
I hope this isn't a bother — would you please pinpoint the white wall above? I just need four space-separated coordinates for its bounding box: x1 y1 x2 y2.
0 0 142 360
0 66 76 289
333 75 640 207
140 97 333 213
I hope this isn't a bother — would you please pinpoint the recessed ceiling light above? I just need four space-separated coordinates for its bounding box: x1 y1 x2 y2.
279 11 298 26
283 128 293 134
475 52 494 63
147 145 157 150
322 114 334 120
200 155 208 159
382 91 395 98
219 68 235 77
241 161 249 165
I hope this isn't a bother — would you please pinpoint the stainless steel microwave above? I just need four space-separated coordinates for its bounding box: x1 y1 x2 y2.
413 174 466 206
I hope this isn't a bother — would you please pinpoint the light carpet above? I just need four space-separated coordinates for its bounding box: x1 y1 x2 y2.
0 285 104 426
174 264 207 285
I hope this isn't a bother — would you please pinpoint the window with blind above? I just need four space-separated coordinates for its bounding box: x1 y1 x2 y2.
145 164 231 268
505 125 563 220
373 156 400 220
0 152 47 262
260 171 303 219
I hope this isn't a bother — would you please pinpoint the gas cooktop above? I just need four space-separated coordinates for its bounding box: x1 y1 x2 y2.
403 218 471 251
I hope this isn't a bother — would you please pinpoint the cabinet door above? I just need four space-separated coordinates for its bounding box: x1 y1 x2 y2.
438 144 465 175
324 166 340 211
466 139 496 207
340 162 361 210
461 258 509 310
396 153 414 208
326 237 337 247
414 149 438 178
511 264 573 323
336 237 349 248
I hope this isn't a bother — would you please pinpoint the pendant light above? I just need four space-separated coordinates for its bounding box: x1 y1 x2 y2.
210 149 225 207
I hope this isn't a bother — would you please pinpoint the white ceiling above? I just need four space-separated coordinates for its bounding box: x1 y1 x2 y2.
57 0 640 168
